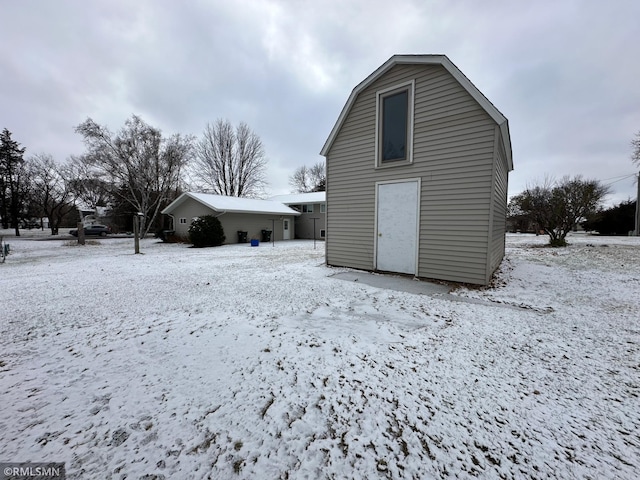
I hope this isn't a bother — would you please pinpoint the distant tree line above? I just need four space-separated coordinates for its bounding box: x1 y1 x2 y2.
0 116 269 237
582 199 637 235
508 175 640 244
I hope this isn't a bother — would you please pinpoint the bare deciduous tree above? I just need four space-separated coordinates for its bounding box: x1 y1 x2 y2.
67 155 112 210
289 165 311 193
632 130 640 165
632 131 640 236
289 161 325 193
74 115 193 236
192 120 267 197
510 175 609 246
28 154 77 235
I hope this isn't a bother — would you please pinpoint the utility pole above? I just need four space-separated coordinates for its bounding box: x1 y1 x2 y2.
77 221 85 245
635 171 640 236
134 212 143 253
311 217 319 249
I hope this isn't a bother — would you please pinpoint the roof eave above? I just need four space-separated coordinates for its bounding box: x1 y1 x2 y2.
161 192 300 216
224 209 301 216
500 121 514 171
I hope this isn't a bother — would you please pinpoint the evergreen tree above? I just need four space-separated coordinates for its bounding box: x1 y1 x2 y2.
0 129 28 235
188 215 226 247
582 200 636 235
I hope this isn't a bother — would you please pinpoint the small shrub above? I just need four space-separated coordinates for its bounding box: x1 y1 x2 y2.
162 233 188 244
156 229 188 243
169 234 189 243
549 237 567 247
188 215 226 248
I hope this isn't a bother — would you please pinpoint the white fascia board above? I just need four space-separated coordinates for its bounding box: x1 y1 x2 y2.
162 192 300 216
500 122 513 171
161 192 189 215
269 192 326 204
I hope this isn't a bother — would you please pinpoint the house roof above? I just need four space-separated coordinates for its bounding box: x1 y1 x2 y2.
161 192 301 216
320 54 513 171
269 192 326 205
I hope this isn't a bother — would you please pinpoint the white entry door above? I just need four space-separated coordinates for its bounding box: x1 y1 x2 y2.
376 180 419 274
283 219 290 240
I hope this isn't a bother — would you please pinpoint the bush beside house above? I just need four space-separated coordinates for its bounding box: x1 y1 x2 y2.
188 215 226 247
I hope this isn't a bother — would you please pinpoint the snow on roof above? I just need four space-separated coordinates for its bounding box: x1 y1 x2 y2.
162 192 301 216
269 192 326 205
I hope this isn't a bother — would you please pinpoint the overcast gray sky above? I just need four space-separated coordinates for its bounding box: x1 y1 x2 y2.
2 0 639 204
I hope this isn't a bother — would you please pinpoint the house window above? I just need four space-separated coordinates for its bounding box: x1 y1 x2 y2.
179 218 187 224
302 204 314 213
376 81 414 167
320 229 326 238
320 203 326 213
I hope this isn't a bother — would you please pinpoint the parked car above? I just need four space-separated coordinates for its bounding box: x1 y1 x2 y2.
69 224 111 237
21 220 41 229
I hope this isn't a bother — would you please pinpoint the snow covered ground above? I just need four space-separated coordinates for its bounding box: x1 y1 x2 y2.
1 232 638 479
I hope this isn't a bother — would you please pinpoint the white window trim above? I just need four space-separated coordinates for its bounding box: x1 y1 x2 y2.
374 79 415 168
320 203 326 213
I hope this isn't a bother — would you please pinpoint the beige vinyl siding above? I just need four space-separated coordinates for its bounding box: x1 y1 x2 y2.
326 189 376 270
216 213 295 243
326 91 377 269
327 63 499 284
168 200 217 237
167 198 295 243
291 205 326 239
488 127 509 277
412 63 495 285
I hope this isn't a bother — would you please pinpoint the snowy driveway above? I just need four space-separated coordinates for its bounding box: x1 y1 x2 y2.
1 235 639 479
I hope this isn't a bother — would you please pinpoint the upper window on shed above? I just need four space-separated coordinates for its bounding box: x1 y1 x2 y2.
302 204 314 213
376 80 414 167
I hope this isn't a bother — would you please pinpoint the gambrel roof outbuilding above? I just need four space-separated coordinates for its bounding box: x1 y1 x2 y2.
321 54 513 285
321 54 512 171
